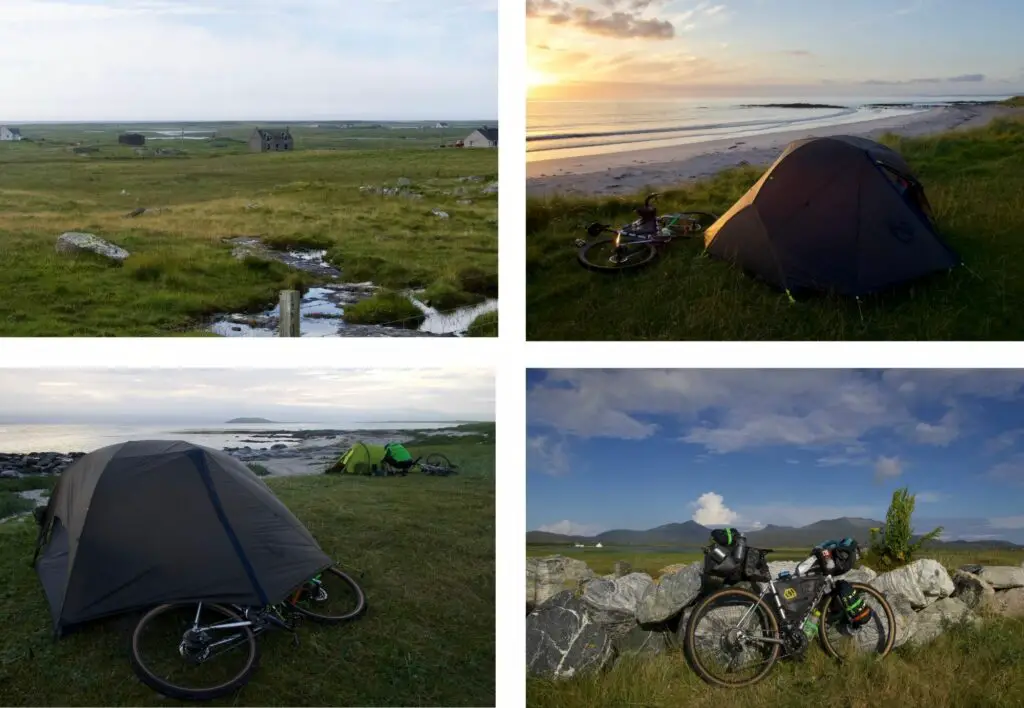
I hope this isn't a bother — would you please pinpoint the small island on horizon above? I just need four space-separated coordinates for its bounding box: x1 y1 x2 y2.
225 417 278 424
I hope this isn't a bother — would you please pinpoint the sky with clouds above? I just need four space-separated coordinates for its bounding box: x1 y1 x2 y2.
1 0 496 121
0 368 495 424
527 369 1024 543
527 0 1024 100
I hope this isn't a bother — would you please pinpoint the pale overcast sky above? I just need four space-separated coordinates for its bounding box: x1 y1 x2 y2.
1 0 497 121
0 369 495 424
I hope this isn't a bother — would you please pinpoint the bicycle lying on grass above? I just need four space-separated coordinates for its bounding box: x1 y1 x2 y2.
574 193 719 272
418 452 459 476
683 534 896 688
130 565 367 701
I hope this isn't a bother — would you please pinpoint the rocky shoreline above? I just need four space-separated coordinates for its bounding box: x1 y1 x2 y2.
526 554 1024 679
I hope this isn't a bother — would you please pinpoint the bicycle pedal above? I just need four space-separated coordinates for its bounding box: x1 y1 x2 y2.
573 239 586 248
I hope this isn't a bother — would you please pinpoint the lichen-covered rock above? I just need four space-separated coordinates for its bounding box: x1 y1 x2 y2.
612 623 673 656
636 562 702 624
840 566 878 584
870 559 954 609
581 573 653 637
975 566 1024 590
526 591 614 679
981 587 1024 617
55 232 130 262
910 597 977 645
527 555 594 608
952 570 996 609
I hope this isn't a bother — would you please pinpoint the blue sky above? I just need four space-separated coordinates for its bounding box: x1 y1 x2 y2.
527 370 1024 543
528 0 1024 99
1 0 496 121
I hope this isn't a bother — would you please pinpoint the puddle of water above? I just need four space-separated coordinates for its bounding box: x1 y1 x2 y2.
412 298 498 336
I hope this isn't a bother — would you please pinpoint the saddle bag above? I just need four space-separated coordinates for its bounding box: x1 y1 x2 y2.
834 580 873 627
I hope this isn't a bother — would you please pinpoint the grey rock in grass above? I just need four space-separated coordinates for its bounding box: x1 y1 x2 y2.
951 570 996 609
974 566 1024 590
581 573 653 637
636 561 703 624
526 555 595 608
481 182 498 195
981 587 1024 617
526 591 614 679
870 559 954 609
432 209 449 219
883 590 918 648
910 597 977 645
396 177 412 187
55 232 130 262
612 623 673 656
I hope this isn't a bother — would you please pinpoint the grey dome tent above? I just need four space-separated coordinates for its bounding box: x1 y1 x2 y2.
33 440 332 636
703 135 960 296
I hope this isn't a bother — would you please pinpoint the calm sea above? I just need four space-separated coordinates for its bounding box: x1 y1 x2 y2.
0 422 460 454
526 94 1013 162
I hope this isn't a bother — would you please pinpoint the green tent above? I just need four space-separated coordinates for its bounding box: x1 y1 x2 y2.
327 441 418 476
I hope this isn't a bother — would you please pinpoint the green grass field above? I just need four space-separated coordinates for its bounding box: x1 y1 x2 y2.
526 113 1024 340
528 617 1024 708
0 122 497 336
0 432 495 706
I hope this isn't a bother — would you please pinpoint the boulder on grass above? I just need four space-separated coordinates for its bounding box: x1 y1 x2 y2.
55 232 130 262
581 573 653 637
880 590 918 649
974 566 1024 590
870 559 954 609
981 587 1024 618
526 591 614 679
951 570 996 610
612 623 673 656
910 597 977 645
636 562 702 624
527 555 594 608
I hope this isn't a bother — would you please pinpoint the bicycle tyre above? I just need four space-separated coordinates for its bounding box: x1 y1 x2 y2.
130 602 259 702
683 587 781 688
285 566 367 624
578 238 657 272
818 582 896 660
425 453 452 469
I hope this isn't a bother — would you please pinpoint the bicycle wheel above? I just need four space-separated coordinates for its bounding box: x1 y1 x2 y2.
130 602 259 701
285 565 367 624
683 587 781 688
819 582 896 661
578 238 657 272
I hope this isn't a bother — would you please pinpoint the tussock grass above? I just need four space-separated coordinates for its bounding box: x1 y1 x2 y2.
526 116 1024 340
344 290 425 328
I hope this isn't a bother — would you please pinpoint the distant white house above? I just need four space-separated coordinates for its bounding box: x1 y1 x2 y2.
573 543 585 548
434 122 449 128
595 542 603 548
463 126 497 148
0 126 23 141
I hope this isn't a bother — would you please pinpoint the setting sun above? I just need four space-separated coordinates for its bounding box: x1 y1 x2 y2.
527 66 559 89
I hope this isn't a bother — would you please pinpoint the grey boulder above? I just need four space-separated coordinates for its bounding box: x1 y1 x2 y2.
526 591 614 679
612 623 673 656
527 555 594 608
870 559 954 609
974 566 1024 590
951 570 996 610
981 587 1024 617
581 572 653 637
55 232 130 262
636 562 703 624
910 597 977 645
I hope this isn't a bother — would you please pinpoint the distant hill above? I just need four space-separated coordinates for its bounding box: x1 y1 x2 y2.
527 516 1021 549
225 417 277 424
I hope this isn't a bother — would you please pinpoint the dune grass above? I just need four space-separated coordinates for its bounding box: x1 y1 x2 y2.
526 115 1024 340
0 125 497 336
0 435 495 706
528 616 1024 708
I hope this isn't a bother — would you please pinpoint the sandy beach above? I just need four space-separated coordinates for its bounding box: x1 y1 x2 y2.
526 104 1023 198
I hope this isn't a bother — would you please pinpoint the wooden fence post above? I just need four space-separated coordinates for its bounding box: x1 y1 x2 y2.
279 290 301 337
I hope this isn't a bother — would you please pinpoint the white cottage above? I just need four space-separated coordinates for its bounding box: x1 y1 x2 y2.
595 542 603 548
463 126 498 148
0 126 23 141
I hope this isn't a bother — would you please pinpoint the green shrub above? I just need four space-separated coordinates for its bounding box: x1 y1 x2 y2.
344 291 425 329
422 280 485 310
867 487 943 570
247 463 271 477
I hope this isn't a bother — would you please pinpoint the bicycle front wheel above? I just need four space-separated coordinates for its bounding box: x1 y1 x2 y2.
285 565 367 624
130 602 259 701
578 238 657 272
683 587 781 688
819 582 896 660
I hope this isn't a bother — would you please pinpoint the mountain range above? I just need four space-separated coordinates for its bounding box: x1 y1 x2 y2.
526 517 1021 549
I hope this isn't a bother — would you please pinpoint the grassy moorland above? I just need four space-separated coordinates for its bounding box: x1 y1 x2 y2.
0 430 495 706
0 122 497 336
528 617 1024 708
526 111 1024 340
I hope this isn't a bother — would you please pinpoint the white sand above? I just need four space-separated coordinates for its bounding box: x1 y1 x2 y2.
526 105 1022 198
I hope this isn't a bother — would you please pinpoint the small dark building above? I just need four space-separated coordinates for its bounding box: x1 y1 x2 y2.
118 133 146 146
249 127 294 153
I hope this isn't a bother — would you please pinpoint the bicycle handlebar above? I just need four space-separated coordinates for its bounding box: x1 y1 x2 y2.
644 193 659 208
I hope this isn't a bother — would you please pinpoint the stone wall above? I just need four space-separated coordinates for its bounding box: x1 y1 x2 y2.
525 555 1024 680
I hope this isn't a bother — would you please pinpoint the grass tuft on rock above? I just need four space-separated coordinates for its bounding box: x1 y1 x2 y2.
344 290 425 329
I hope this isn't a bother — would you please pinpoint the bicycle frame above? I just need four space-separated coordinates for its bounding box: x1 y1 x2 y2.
184 602 293 658
728 572 836 647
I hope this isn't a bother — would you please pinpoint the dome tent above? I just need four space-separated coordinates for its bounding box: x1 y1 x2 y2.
33 440 332 636
703 135 960 296
326 441 418 476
